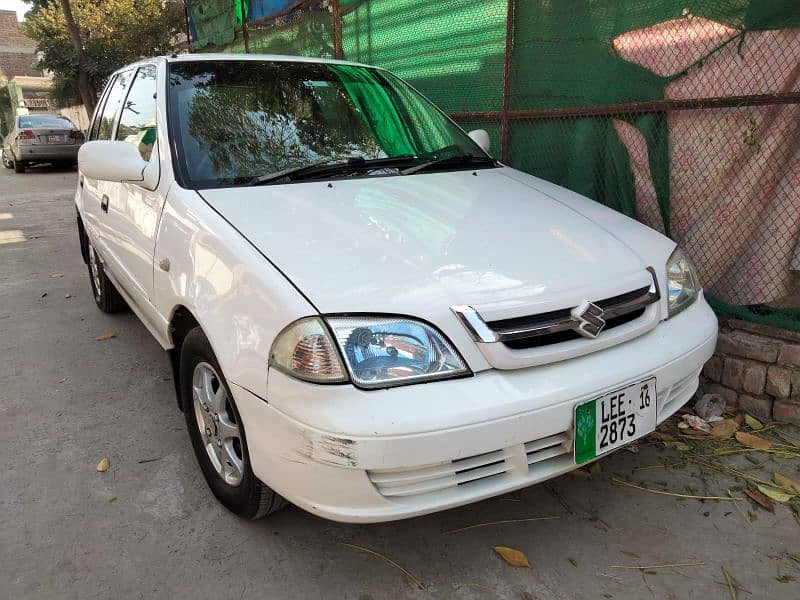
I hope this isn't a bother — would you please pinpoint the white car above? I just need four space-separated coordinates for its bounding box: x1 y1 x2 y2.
75 54 717 523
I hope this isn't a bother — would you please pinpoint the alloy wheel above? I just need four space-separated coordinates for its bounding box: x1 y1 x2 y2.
192 362 244 486
88 245 102 300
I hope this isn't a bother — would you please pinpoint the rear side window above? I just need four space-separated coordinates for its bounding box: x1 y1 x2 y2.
116 65 157 162
94 70 133 141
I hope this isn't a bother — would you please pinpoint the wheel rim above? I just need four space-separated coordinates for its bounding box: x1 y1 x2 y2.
192 362 244 486
88 245 102 300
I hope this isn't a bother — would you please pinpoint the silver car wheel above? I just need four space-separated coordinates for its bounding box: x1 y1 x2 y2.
192 362 244 486
88 245 102 300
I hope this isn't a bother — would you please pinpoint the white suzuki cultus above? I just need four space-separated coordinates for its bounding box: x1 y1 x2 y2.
75 54 717 522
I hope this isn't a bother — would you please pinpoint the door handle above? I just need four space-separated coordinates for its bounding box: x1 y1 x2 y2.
101 194 109 213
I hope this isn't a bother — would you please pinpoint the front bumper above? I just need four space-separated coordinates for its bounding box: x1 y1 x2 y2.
233 295 717 523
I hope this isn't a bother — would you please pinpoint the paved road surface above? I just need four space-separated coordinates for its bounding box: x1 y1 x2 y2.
1 164 798 599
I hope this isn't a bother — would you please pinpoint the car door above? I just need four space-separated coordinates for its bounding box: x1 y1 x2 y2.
101 64 165 303
81 69 134 261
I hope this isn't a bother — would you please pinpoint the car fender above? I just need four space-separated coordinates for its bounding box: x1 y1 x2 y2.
153 184 317 400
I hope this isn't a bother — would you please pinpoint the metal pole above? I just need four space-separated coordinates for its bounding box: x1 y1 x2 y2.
332 0 343 59
183 0 193 52
500 0 514 163
242 17 251 53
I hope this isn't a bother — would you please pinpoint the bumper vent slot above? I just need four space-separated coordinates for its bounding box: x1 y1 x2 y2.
368 430 573 500
368 449 512 498
525 433 570 466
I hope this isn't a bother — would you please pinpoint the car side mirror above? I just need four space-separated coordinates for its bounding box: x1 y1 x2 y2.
78 141 147 183
468 129 491 154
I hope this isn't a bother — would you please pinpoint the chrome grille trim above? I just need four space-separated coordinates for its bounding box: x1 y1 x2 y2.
452 268 659 345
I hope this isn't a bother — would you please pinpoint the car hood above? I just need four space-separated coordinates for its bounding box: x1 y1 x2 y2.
198 168 655 321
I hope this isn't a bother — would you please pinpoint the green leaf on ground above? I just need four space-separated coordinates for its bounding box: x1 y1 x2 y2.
757 485 793 503
745 414 763 430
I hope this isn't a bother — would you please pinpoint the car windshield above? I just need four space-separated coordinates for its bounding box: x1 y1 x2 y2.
167 60 489 188
19 115 75 129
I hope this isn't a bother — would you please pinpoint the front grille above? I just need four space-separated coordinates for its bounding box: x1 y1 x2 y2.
484 281 658 350
367 431 572 499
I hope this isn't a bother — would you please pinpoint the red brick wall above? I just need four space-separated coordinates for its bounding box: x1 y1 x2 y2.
701 318 800 425
0 10 42 78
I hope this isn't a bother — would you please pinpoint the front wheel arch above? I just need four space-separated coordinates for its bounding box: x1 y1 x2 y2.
167 305 201 411
76 212 90 265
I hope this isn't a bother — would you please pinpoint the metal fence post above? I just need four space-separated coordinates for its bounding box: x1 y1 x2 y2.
500 0 515 163
333 0 343 59
242 17 250 53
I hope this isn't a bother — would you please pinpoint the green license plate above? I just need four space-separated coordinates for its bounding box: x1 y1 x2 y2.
574 377 657 464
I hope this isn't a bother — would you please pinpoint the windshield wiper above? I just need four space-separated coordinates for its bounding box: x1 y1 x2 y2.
248 155 416 186
400 153 496 176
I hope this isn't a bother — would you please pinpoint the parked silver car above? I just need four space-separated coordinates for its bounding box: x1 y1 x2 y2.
2 113 84 173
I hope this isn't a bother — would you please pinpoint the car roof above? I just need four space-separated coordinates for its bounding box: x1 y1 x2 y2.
114 53 375 76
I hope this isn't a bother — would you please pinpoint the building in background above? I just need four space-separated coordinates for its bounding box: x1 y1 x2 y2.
0 8 55 136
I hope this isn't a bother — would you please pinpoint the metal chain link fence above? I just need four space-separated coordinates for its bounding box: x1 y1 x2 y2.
188 0 800 330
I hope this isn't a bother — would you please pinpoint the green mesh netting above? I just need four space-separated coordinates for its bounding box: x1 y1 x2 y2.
190 0 800 330
190 0 246 48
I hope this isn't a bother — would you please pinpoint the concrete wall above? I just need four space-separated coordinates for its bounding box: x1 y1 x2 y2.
59 105 90 131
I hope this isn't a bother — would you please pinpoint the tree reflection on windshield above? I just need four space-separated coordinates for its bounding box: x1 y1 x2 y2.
168 60 482 188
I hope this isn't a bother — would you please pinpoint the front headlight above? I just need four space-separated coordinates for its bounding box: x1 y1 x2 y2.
666 247 700 317
326 316 469 389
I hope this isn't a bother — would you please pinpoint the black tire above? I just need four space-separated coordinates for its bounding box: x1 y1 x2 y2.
180 327 287 520
13 159 25 173
86 243 127 313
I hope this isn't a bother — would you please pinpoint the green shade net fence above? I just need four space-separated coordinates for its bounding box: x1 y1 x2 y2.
191 0 800 331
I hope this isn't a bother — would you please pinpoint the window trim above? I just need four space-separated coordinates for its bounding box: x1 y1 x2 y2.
92 68 134 142
114 63 158 162
89 74 117 141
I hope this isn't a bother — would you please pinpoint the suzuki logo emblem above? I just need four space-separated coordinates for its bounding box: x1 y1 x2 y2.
571 300 606 338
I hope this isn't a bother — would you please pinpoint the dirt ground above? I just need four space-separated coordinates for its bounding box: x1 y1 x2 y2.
1 164 799 599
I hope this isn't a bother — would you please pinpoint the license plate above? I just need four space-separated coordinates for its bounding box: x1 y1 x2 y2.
47 135 63 143
574 377 657 464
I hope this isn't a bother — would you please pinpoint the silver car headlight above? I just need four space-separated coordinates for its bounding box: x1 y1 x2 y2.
327 316 469 389
666 247 700 317
269 316 470 389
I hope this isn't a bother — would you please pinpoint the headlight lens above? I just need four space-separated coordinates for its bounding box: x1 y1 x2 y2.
326 316 469 389
666 247 700 317
269 317 348 383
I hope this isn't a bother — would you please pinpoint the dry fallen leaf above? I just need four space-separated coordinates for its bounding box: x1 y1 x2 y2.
665 441 691 452
745 414 763 430
735 431 771 450
774 473 800 495
744 489 775 513
50 273 64 279
95 332 117 341
493 546 530 568
96 457 110 472
710 419 738 440
757 484 793 504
